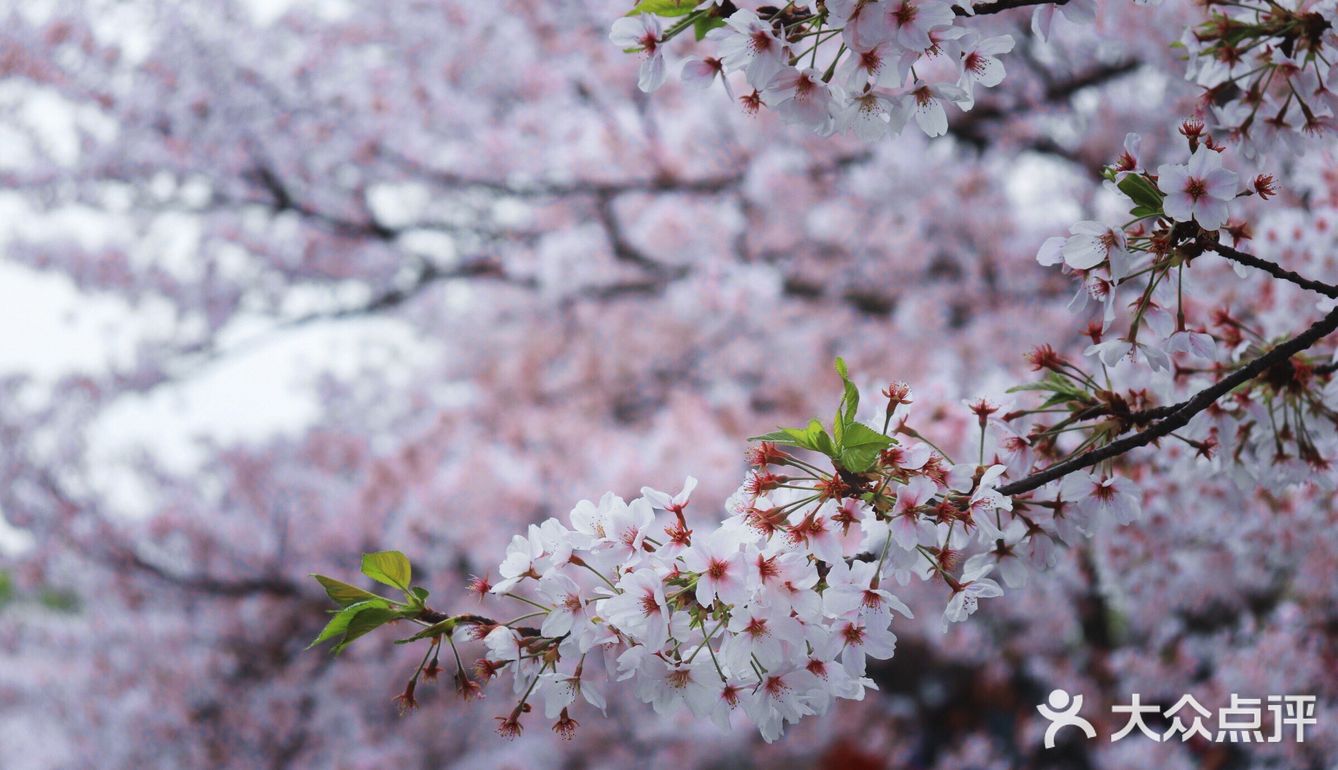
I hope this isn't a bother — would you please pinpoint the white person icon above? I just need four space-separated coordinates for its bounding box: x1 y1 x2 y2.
1037 688 1098 748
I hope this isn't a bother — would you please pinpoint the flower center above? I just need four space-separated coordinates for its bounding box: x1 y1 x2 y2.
894 3 918 27
964 52 985 76
638 590 661 617
666 669 692 689
841 623 866 645
755 554 780 582
1092 482 1117 502
1184 177 1207 201
859 49 883 75
744 617 769 638
749 29 774 55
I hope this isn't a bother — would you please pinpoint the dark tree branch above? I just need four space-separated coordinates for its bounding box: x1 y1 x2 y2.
124 552 303 597
1201 239 1338 299
1000 306 1338 496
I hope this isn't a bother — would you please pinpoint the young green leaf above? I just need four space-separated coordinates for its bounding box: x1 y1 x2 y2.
836 422 892 472
625 0 696 16
833 356 860 425
360 551 412 592
312 574 387 607
807 419 836 457
333 606 402 653
1116 174 1163 212
693 15 725 40
307 599 390 650
747 429 802 446
395 616 457 644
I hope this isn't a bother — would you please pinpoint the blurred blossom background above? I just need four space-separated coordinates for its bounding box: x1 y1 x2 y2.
0 0 1335 768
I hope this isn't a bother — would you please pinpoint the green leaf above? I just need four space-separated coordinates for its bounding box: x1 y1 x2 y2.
307 599 390 650
806 419 836 457
1117 174 1164 212
410 586 430 604
833 357 860 425
312 574 386 607
1007 372 1078 395
841 421 893 448
748 430 801 446
333 606 401 653
839 446 882 473
626 0 696 16
361 551 412 592
396 616 457 644
836 422 891 473
694 16 725 40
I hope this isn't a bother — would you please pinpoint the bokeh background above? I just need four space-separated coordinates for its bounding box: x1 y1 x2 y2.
1 1 1335 768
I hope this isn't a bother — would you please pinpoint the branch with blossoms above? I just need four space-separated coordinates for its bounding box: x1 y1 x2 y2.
607 0 1145 140
305 0 1338 746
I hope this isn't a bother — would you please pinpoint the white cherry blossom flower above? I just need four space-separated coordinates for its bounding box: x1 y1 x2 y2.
1060 473 1142 526
890 475 938 549
1031 0 1097 41
943 561 1003 627
907 81 970 137
831 614 898 676
1062 221 1130 276
839 88 909 140
1167 329 1217 361
964 518 1031 588
722 602 803 674
743 667 819 742
762 68 835 131
871 0 957 52
603 568 671 650
491 527 542 593
680 528 749 608
609 15 666 93
1157 147 1239 231
707 10 787 89
954 32 1014 105
680 57 732 99
537 573 590 638
822 559 914 619
634 657 716 717
641 476 697 513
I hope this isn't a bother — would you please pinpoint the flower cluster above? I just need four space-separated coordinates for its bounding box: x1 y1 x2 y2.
1183 0 1338 159
611 1 1019 138
1036 123 1250 373
312 360 1164 742
1029 122 1338 490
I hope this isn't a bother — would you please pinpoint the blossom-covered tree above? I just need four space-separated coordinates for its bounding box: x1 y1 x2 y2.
1 0 1336 767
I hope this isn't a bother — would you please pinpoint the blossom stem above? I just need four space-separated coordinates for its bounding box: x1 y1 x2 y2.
503 592 553 612
577 561 618 591
896 425 956 464
687 618 726 664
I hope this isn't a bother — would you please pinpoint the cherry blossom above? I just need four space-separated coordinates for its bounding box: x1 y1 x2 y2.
1157 147 1240 231
609 14 667 93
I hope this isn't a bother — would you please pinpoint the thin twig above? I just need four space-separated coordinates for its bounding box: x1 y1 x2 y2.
1000 306 1338 496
